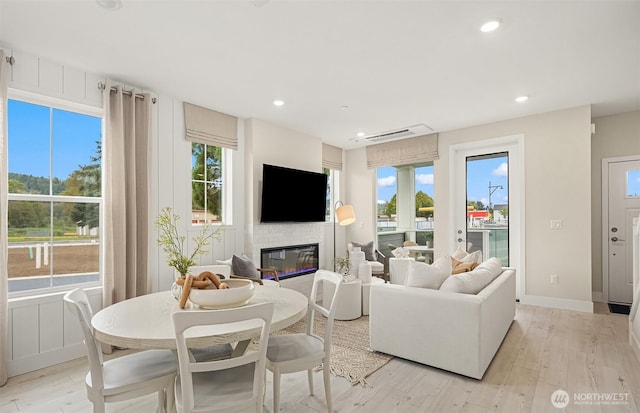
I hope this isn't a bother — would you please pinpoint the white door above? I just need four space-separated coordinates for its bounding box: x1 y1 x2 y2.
451 135 524 299
605 158 640 304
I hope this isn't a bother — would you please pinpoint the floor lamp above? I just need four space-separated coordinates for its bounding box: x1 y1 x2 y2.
333 201 356 271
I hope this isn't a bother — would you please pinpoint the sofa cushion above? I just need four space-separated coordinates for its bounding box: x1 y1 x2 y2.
405 255 452 289
439 257 502 294
351 241 375 261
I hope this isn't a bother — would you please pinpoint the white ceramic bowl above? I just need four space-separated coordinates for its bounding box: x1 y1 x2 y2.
188 278 255 309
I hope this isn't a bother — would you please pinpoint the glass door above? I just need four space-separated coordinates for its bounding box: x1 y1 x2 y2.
465 152 509 266
452 135 523 299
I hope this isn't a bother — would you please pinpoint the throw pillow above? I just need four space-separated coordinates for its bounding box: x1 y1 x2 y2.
405 255 452 289
450 247 482 264
451 246 468 260
352 241 375 261
231 255 259 279
439 257 503 294
460 250 483 264
451 257 479 274
216 256 233 267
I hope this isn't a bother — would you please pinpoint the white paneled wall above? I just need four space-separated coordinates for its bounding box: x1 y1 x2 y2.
5 48 107 376
4 48 243 377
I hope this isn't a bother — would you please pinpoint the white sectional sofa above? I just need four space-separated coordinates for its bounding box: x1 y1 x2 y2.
369 267 516 379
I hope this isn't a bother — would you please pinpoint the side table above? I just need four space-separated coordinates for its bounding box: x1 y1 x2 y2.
323 277 362 321
361 277 384 316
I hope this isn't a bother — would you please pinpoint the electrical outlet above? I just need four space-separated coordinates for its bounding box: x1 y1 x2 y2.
550 274 559 285
550 220 562 229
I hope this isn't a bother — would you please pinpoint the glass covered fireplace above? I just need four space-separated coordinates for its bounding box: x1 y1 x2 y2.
260 243 319 280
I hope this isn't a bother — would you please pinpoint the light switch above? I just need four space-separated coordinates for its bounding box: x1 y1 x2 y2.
550 220 562 229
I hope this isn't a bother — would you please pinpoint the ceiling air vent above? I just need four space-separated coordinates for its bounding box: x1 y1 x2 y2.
360 124 433 143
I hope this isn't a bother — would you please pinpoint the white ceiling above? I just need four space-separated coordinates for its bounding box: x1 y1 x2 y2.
1 1 639 149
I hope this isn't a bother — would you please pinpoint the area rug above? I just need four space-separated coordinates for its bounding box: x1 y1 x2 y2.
273 314 393 386
608 303 631 315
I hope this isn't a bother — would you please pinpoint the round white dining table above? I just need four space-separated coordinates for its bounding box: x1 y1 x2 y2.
92 285 308 350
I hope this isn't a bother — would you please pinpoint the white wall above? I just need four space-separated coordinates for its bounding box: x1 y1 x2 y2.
245 118 337 269
346 105 594 311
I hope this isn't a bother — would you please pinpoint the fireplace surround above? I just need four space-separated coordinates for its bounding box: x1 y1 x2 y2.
260 243 319 280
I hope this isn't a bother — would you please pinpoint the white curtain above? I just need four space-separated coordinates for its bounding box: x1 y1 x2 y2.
0 49 11 386
102 80 151 309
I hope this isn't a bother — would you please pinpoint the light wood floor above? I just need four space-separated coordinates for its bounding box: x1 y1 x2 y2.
2 303 639 413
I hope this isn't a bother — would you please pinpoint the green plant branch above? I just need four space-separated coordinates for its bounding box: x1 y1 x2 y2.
155 206 222 276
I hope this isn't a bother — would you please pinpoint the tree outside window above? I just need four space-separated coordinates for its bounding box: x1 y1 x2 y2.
191 143 222 223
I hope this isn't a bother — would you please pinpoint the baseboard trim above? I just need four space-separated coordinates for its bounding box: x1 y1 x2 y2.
519 294 593 313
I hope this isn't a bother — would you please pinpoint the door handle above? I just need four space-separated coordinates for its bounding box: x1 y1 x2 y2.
611 237 625 242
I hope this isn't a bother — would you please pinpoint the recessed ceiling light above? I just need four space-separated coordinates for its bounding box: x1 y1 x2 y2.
357 132 365 138
480 19 501 33
273 100 284 107
96 0 122 10
515 95 529 103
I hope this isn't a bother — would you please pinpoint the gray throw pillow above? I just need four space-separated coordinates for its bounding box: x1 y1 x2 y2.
352 241 375 261
231 255 259 279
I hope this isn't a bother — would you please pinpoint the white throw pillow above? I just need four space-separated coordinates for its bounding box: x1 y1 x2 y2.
460 250 482 264
451 247 468 260
439 257 503 294
451 247 482 264
405 256 452 289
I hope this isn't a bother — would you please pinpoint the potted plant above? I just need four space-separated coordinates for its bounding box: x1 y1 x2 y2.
334 256 350 276
154 206 222 278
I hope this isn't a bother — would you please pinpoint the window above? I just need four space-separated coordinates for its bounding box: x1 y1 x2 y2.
7 96 102 294
414 165 434 246
627 169 640 197
376 164 434 233
376 166 397 231
191 143 228 224
324 167 340 222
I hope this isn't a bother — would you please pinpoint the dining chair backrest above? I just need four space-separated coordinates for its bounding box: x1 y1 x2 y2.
172 302 275 413
307 270 344 353
63 288 105 391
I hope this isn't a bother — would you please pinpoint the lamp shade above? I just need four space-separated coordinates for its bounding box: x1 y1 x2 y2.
336 204 356 226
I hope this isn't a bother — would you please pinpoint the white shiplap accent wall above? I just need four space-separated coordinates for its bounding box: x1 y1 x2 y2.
5 48 108 376
4 48 244 377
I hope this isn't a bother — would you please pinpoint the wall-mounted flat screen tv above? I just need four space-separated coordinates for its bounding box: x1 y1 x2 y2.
260 164 328 223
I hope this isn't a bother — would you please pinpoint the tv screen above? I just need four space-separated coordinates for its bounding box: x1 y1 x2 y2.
260 164 328 223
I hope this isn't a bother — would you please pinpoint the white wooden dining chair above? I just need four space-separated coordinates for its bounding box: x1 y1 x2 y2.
63 288 177 413
172 301 275 413
265 269 344 412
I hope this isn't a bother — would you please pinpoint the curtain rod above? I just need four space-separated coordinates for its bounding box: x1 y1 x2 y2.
97 82 156 104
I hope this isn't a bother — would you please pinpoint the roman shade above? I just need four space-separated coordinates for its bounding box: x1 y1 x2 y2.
184 102 238 150
366 133 439 169
322 143 343 170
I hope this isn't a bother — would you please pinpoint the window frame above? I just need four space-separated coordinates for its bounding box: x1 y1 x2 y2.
190 142 232 226
6 89 103 298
